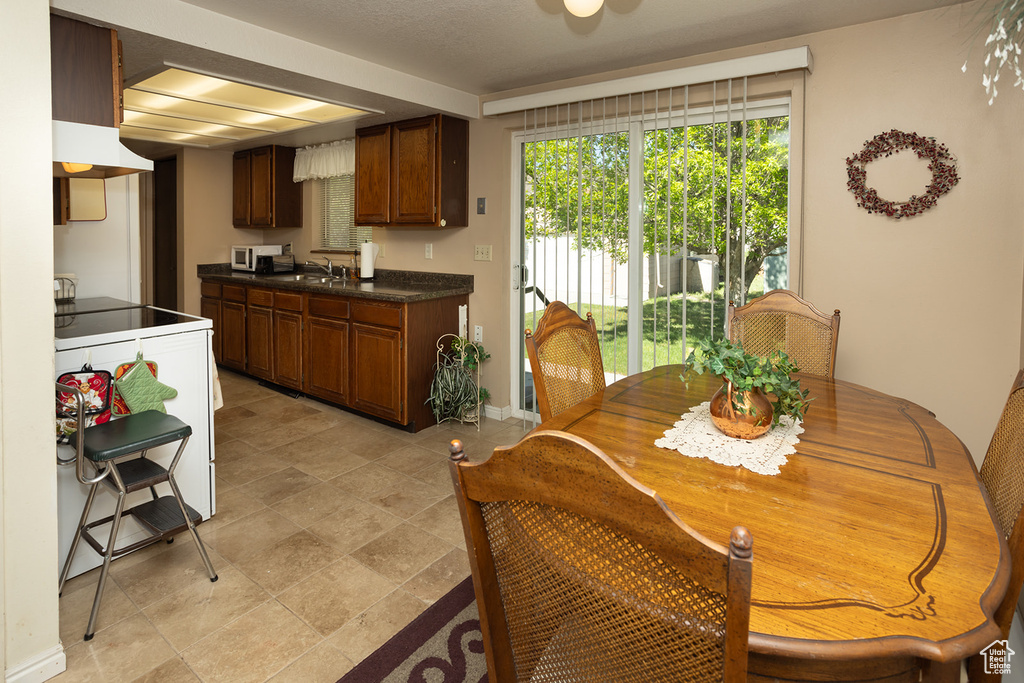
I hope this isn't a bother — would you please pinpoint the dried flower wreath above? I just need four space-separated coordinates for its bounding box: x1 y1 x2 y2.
845 130 959 220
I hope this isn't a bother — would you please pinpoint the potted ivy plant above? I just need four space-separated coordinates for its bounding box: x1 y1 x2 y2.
683 337 810 439
427 336 490 425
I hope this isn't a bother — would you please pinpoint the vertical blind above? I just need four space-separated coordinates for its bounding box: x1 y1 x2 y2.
517 74 794 417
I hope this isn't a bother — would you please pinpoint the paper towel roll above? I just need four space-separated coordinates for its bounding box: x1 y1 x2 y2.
360 242 379 279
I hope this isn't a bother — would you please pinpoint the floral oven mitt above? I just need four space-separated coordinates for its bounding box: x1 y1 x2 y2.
56 366 112 443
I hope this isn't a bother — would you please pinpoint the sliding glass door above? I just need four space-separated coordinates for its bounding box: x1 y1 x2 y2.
512 91 791 420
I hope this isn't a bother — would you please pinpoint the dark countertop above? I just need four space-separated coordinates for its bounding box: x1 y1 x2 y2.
197 264 473 303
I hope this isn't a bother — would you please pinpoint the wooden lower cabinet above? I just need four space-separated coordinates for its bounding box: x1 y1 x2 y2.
350 322 403 422
306 316 349 404
273 290 304 390
220 302 246 371
202 278 466 431
274 310 303 389
200 296 222 362
246 304 274 380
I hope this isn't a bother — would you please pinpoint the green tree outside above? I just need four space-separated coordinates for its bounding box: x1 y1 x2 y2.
523 116 789 303
521 115 789 375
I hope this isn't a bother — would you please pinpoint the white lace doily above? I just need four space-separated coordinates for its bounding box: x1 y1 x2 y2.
654 401 804 476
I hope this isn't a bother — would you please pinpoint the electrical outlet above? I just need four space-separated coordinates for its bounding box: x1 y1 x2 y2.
474 245 492 261
425 243 433 259
474 325 484 343
283 243 293 255
378 243 385 258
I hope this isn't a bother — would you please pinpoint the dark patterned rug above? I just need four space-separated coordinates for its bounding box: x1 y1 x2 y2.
339 576 489 683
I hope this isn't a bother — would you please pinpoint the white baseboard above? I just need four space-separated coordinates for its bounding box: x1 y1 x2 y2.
483 404 514 421
5 644 65 683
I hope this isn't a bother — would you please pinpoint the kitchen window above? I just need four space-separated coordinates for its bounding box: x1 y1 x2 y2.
319 175 371 250
293 140 370 251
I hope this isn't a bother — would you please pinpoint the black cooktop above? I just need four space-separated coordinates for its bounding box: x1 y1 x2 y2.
54 297 143 316
54 306 194 340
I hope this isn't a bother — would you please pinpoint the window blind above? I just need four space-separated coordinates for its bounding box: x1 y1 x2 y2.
515 73 796 420
319 175 371 250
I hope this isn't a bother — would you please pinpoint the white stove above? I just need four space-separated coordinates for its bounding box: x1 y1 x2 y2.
54 299 216 579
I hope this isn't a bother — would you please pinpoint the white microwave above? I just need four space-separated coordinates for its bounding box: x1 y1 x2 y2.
232 245 282 271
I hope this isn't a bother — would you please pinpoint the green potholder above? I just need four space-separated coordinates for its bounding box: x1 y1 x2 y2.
115 358 177 413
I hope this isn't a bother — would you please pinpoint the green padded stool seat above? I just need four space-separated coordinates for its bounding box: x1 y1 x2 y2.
56 382 217 642
83 411 192 462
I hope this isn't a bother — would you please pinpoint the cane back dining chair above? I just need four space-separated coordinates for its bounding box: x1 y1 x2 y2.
524 301 606 422
448 431 754 682
968 369 1024 682
727 289 841 378
56 381 218 641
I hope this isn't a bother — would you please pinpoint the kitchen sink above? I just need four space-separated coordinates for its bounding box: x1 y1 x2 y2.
268 273 329 282
267 273 353 286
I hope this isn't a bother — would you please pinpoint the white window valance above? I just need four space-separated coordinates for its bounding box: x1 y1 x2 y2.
293 139 355 181
482 46 812 116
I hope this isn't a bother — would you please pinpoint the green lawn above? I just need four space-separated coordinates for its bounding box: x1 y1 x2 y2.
525 278 765 376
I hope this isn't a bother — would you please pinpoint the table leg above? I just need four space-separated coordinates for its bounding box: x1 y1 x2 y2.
921 658 961 683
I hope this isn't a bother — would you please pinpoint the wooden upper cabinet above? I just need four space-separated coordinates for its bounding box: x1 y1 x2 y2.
232 152 251 226
354 125 391 224
249 146 274 227
392 117 437 225
232 145 301 228
354 114 468 228
50 14 122 128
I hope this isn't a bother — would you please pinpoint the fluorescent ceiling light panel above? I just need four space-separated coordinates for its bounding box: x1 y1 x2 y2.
119 68 371 148
123 91 303 132
122 110 266 141
118 124 238 147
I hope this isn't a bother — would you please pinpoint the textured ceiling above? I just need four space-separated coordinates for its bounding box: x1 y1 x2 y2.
102 0 972 155
177 0 970 95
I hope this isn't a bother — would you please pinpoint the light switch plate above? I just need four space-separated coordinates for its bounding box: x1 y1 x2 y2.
477 198 486 214
425 243 433 259
474 245 492 261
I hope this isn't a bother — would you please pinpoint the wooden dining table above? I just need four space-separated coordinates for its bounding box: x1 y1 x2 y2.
535 365 1010 682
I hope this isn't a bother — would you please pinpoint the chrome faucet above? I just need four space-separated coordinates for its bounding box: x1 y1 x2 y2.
304 258 333 276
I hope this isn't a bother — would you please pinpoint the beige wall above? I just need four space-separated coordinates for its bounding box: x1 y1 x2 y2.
796 7 1024 463
1 0 65 679
178 148 263 316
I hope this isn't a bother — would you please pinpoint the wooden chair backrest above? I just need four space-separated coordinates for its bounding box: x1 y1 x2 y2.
524 301 605 422
449 431 753 682
980 371 1024 629
727 289 841 378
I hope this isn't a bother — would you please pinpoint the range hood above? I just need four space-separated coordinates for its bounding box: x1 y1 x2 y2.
52 121 154 178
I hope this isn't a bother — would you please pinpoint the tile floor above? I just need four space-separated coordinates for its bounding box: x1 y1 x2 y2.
54 368 527 682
